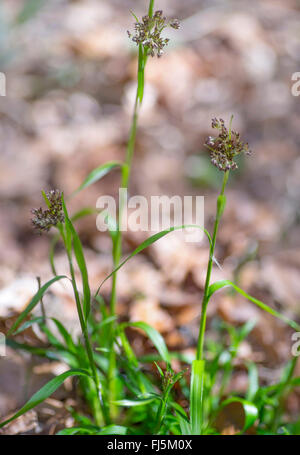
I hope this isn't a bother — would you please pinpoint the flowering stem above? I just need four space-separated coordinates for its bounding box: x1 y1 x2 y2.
107 5 152 419
148 0 155 17
196 170 229 361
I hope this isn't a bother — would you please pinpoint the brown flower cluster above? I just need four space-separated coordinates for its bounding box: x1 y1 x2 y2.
205 118 251 171
127 10 180 58
31 190 64 233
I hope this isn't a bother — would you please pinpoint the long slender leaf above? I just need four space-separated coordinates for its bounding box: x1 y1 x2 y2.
208 280 300 331
95 225 211 297
122 321 170 364
95 425 128 435
71 207 99 222
246 362 259 401
57 427 97 435
218 397 258 433
13 317 44 335
8 275 68 336
0 369 91 428
73 161 123 194
190 360 205 435
112 398 157 407
51 318 77 354
62 196 91 320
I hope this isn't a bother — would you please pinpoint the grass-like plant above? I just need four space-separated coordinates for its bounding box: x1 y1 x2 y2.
1 0 300 436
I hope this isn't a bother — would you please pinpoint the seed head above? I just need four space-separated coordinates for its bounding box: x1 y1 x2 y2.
205 117 251 172
127 10 180 58
31 189 64 234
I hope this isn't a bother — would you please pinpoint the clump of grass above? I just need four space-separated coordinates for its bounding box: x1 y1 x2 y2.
1 0 300 436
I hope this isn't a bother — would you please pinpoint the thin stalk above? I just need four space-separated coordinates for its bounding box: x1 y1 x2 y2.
37 276 46 323
148 0 155 17
196 171 229 361
60 226 108 426
190 171 229 435
155 389 171 434
107 3 153 418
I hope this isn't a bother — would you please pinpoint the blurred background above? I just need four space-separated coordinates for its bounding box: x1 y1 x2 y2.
1 0 300 431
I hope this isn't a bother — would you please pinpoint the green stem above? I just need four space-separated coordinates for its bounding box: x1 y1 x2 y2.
191 171 229 435
107 13 150 419
155 390 171 434
60 226 108 426
196 170 229 361
148 0 155 17
37 276 46 324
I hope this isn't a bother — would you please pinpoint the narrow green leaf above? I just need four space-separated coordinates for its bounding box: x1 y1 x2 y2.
119 328 139 368
176 412 191 436
0 369 91 428
246 362 259 402
13 317 44 335
62 196 91 320
190 360 205 435
7 339 76 365
40 323 66 350
71 207 99 222
95 425 128 435
8 275 68 336
154 361 164 378
130 10 139 22
57 427 96 435
112 398 156 407
51 318 76 354
73 161 122 194
97 315 117 329
208 280 300 331
122 321 170 365
95 225 211 297
219 397 258 433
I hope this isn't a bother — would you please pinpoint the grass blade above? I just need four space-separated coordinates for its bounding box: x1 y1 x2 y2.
95 225 211 297
12 317 44 335
0 369 91 428
122 321 170 364
73 161 123 194
51 318 77 354
62 196 91 320
95 425 128 435
190 360 205 435
112 398 157 407
71 207 99 222
208 280 300 331
218 397 258 433
8 275 68 336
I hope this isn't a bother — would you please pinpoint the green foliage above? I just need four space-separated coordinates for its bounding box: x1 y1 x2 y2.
2 0 300 437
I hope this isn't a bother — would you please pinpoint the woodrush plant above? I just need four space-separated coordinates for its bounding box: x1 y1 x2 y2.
1 0 300 436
